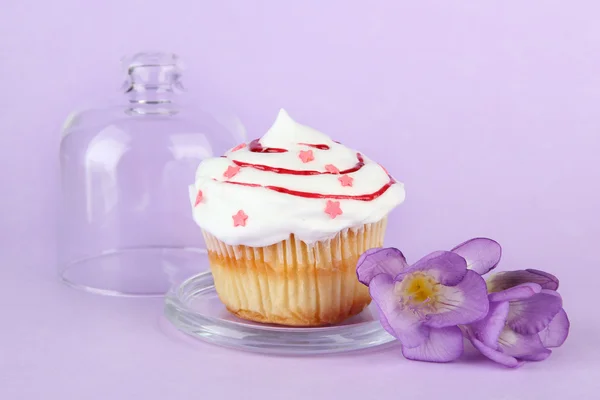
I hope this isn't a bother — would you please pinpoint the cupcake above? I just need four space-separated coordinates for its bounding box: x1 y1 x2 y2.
189 109 405 326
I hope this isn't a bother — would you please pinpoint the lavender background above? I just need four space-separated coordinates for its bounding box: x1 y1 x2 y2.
2 1 600 399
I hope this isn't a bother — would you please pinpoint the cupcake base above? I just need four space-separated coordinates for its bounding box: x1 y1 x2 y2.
202 219 387 327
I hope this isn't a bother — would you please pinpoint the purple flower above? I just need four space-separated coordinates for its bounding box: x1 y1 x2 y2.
357 238 570 366
357 249 489 362
464 270 569 368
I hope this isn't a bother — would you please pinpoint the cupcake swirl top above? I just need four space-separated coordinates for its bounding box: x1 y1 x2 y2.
190 109 406 247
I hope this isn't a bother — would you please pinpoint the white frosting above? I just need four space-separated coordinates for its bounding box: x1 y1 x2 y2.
189 109 406 247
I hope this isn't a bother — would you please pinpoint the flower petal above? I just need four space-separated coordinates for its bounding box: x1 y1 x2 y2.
487 269 559 293
356 247 409 285
403 251 467 286
424 270 489 328
526 269 560 290
469 301 510 348
451 237 502 275
488 282 541 302
539 308 570 348
468 335 522 368
507 290 563 335
401 326 464 363
498 326 552 361
369 274 429 348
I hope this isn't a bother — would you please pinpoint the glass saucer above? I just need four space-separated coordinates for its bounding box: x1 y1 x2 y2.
164 271 394 355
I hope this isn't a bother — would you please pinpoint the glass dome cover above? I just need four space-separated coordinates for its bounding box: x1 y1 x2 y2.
58 52 244 296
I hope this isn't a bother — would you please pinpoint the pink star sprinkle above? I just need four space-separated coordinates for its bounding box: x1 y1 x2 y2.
298 150 315 163
338 175 354 187
325 164 340 174
232 210 248 227
324 200 343 219
231 143 247 152
194 190 204 206
223 165 241 179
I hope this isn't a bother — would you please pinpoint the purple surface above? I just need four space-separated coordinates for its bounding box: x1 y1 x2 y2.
2 1 600 398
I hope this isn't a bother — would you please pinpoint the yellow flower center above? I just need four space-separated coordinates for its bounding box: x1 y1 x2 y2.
395 272 440 310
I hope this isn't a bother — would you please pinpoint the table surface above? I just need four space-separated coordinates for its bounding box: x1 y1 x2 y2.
3 242 600 400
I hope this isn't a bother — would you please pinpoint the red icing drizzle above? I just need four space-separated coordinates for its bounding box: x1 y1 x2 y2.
298 143 330 150
248 139 331 153
248 139 288 153
233 153 364 175
223 178 395 201
223 139 394 201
